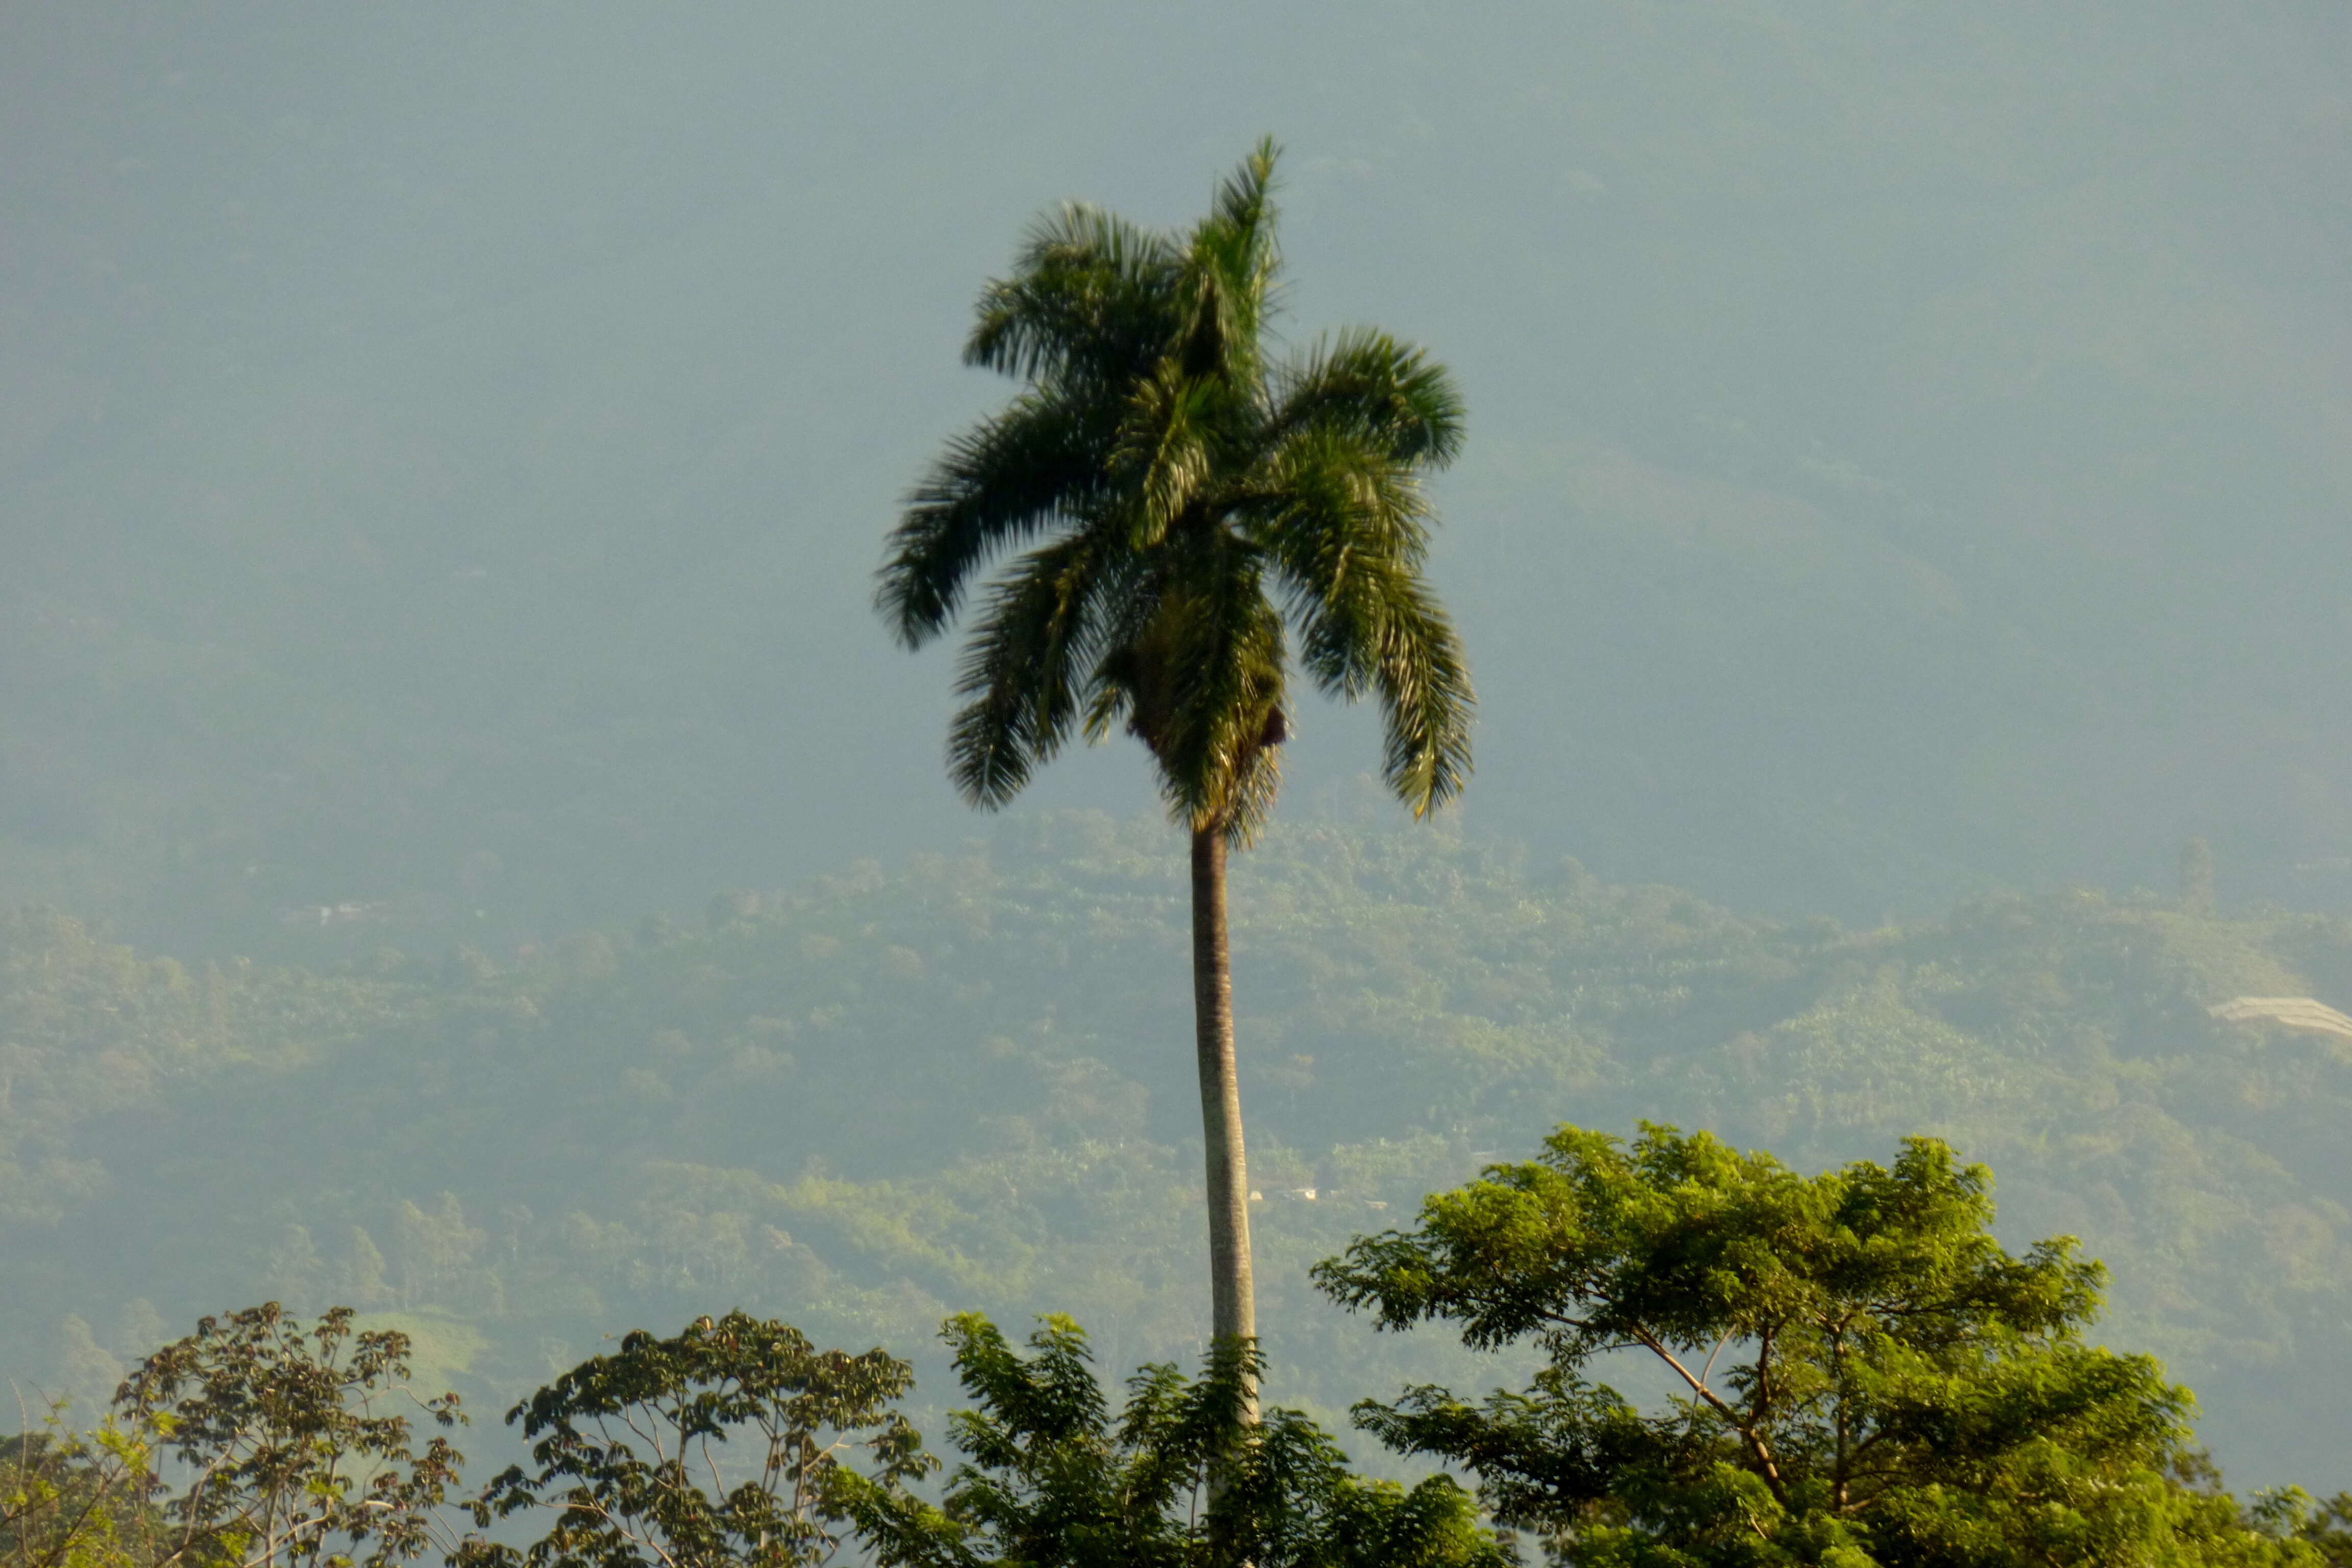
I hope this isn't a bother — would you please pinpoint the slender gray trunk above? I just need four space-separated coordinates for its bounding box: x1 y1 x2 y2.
1190 824 1257 1415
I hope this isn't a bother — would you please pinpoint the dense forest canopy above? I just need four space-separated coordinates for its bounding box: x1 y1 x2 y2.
5 814 2347 1489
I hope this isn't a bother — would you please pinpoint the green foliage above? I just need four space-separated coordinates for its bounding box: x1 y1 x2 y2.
1316 1124 2317 1568
1 1406 158 1568
461 1312 929 1568
8 1305 465 1568
832 1314 1507 1568
113 1304 465 1568
2255 1491 2352 1568
3 817 2351 1478
882 142 1472 838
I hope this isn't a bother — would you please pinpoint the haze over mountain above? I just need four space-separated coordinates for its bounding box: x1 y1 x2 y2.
5 2 2348 950
8 814 2352 1489
6 0 2352 1519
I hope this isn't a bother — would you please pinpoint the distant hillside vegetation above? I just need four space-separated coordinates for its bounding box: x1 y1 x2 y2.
3 815 2347 1487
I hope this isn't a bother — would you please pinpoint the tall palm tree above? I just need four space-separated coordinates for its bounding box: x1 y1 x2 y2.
877 140 1473 1383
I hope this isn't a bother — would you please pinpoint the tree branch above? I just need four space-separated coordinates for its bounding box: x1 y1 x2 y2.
1626 1328 1786 1504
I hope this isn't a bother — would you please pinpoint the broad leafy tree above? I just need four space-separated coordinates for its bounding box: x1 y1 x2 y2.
1 1405 158 1568
1314 1125 2315 1568
460 1312 932 1568
110 1304 465 1568
831 1313 1506 1568
879 139 1474 1373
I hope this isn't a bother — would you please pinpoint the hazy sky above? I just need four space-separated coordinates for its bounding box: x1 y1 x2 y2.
3 2 2348 941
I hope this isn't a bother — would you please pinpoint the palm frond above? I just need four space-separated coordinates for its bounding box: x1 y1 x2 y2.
1251 433 1474 814
1212 137 1282 250
1113 362 1222 548
1270 329 1465 468
1364 566 1475 815
1144 543 1288 838
1174 141 1283 389
944 531 1127 807
1251 431 1435 670
878 394 1109 648
965 206 1181 394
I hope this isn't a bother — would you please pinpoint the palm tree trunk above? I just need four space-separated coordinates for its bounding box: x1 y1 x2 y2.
1190 823 1257 1412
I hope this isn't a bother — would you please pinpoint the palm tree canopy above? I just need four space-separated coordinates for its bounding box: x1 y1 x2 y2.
879 139 1474 839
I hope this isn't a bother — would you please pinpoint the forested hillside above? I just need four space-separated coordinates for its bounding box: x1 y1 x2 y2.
5 814 2347 1487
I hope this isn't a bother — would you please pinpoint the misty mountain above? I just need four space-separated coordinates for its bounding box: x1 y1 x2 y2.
3 2 2348 950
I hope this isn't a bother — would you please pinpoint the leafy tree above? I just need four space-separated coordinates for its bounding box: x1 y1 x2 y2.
111 1303 465 1568
461 1312 931 1568
2255 1491 2352 1568
1 1404 157 1568
831 1313 1506 1568
878 138 1475 1372
1313 1124 2312 1568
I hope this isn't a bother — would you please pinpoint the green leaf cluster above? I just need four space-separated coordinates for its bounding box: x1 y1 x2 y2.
4 1305 464 1568
833 1314 1507 1568
2 1410 158 1568
116 1304 466 1568
1317 1124 2317 1568
462 1312 928 1568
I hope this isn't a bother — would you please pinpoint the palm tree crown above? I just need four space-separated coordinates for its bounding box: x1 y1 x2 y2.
879 139 1474 840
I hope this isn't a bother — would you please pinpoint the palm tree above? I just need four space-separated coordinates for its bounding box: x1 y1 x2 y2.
877 140 1473 1384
